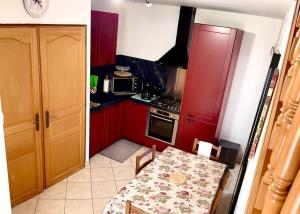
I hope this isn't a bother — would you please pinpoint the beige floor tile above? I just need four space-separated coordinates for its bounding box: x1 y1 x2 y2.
115 180 131 192
113 166 135 180
91 167 114 182
111 158 132 167
66 182 92 199
85 162 91 168
90 154 111 168
68 168 91 183
39 182 66 200
35 199 65 214
93 198 111 213
65 199 93 214
92 181 117 198
12 198 37 214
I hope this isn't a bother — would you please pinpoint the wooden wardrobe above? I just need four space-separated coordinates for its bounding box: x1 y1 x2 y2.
0 26 86 206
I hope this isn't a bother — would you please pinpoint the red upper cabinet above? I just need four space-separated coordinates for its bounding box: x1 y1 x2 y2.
91 11 118 67
176 24 243 152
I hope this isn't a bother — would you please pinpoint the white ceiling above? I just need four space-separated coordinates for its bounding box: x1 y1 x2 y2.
129 0 293 18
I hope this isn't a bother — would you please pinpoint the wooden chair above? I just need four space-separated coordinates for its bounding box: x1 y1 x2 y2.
192 138 222 161
211 169 230 213
125 200 149 214
135 145 156 175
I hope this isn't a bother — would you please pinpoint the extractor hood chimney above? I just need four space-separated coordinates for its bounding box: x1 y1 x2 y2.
157 6 196 69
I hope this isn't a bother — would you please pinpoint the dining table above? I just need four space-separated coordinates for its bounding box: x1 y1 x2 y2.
103 146 228 214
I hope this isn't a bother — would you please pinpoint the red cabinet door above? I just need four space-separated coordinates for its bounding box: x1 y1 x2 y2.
99 12 118 65
176 117 217 152
176 24 242 152
122 101 148 144
91 11 118 67
181 25 237 124
106 103 122 146
90 110 106 157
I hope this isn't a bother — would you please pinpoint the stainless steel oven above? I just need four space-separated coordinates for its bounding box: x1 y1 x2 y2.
146 107 179 145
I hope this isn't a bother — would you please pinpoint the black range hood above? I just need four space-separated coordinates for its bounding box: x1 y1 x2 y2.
157 6 196 69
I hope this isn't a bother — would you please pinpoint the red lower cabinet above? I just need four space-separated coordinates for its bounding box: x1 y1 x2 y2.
90 103 122 157
90 101 172 157
106 103 122 146
144 136 169 152
90 110 106 157
121 101 168 151
176 117 217 152
122 101 148 144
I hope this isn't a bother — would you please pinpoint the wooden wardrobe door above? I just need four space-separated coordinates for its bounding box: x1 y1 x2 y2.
0 27 43 206
39 27 86 187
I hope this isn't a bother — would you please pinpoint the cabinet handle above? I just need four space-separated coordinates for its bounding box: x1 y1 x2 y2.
35 113 40 131
188 114 196 118
45 111 50 128
187 118 195 123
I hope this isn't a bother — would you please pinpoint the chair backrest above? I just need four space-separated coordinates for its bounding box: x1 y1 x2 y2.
192 138 222 161
125 200 149 214
135 145 156 175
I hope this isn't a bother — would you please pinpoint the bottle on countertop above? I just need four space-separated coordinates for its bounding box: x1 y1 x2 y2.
103 75 110 93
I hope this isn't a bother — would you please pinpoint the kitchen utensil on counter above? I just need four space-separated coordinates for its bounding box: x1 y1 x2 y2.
152 85 162 98
114 65 133 77
141 82 152 100
110 76 139 95
103 75 110 93
90 101 101 109
115 65 130 71
90 75 98 94
114 71 133 77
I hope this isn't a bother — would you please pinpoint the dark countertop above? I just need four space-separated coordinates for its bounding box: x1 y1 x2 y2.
90 92 154 112
89 64 163 113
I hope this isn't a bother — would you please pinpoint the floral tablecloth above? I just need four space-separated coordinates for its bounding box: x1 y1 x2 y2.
103 147 227 214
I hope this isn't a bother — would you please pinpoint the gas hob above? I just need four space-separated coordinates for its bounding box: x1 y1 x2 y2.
150 96 181 113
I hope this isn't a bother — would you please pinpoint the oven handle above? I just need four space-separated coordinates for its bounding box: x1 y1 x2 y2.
151 114 173 123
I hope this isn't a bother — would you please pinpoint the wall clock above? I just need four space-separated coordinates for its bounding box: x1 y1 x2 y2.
23 0 49 18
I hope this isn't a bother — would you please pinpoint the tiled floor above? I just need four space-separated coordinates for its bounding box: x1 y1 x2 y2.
12 145 240 214
12 146 150 214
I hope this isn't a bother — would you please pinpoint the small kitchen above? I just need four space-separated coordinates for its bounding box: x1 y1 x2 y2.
0 0 292 213
90 6 243 157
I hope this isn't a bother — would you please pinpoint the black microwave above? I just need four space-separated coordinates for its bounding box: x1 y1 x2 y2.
110 76 139 95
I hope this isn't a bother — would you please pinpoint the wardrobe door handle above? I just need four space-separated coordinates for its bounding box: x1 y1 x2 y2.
35 113 40 131
45 111 50 128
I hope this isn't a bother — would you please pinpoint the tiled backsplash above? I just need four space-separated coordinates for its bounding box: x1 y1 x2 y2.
116 55 167 91
90 55 168 92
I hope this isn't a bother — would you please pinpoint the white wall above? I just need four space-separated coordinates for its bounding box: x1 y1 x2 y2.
117 2 179 60
0 100 11 214
93 1 283 152
0 0 91 163
92 1 180 60
195 9 283 152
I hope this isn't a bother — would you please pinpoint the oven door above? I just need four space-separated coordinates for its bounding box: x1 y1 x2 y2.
147 113 177 145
